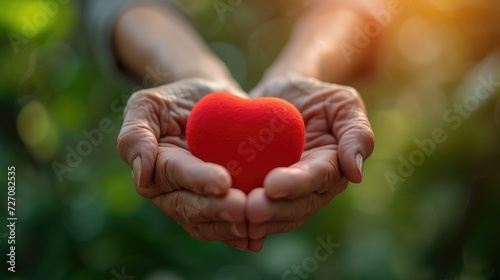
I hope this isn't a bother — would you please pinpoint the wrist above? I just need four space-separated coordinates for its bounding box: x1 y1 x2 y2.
155 51 244 95
261 8 370 85
259 64 318 86
251 72 317 99
113 4 242 94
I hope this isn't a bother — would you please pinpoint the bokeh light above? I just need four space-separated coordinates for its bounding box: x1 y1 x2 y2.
16 99 58 160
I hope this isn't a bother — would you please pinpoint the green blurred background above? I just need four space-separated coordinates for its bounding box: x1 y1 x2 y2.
1 0 500 279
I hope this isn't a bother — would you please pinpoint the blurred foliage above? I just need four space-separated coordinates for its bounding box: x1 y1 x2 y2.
1 0 500 279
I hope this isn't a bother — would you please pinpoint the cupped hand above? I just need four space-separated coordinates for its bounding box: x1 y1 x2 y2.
117 79 250 250
246 75 375 251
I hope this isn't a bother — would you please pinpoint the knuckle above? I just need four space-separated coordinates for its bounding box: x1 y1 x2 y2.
339 89 361 106
125 90 163 119
342 86 359 95
328 86 364 111
129 90 162 105
338 86 360 99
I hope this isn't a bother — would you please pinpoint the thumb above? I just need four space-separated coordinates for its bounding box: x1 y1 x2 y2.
331 88 375 183
117 90 161 190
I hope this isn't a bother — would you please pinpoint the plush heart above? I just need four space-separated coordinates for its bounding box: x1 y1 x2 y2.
186 92 305 194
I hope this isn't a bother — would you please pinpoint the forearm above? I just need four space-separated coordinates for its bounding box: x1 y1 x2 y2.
263 3 377 84
112 4 238 88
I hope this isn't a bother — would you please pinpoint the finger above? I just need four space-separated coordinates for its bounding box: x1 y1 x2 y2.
117 90 163 189
221 238 249 251
328 87 375 183
247 187 345 227
263 148 347 199
154 145 232 196
184 222 247 241
151 188 247 224
249 221 306 240
248 237 266 252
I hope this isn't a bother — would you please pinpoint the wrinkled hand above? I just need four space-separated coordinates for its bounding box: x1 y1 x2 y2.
246 75 375 251
117 79 250 249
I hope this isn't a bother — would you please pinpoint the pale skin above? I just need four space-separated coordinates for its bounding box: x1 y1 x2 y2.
115 1 376 251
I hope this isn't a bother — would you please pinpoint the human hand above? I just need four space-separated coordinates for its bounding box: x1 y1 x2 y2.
246 75 375 251
117 79 251 249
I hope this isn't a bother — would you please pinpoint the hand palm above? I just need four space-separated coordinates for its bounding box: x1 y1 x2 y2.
118 79 249 248
244 76 374 250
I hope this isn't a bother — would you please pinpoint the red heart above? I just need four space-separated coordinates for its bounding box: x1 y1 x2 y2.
186 92 305 194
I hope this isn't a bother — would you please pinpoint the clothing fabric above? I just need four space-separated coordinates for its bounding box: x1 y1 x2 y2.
82 0 180 78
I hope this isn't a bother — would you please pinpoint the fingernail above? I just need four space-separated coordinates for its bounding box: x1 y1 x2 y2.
132 156 142 187
231 223 245 238
356 153 363 177
219 211 233 222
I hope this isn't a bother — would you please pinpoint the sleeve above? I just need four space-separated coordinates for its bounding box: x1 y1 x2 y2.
82 0 182 82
